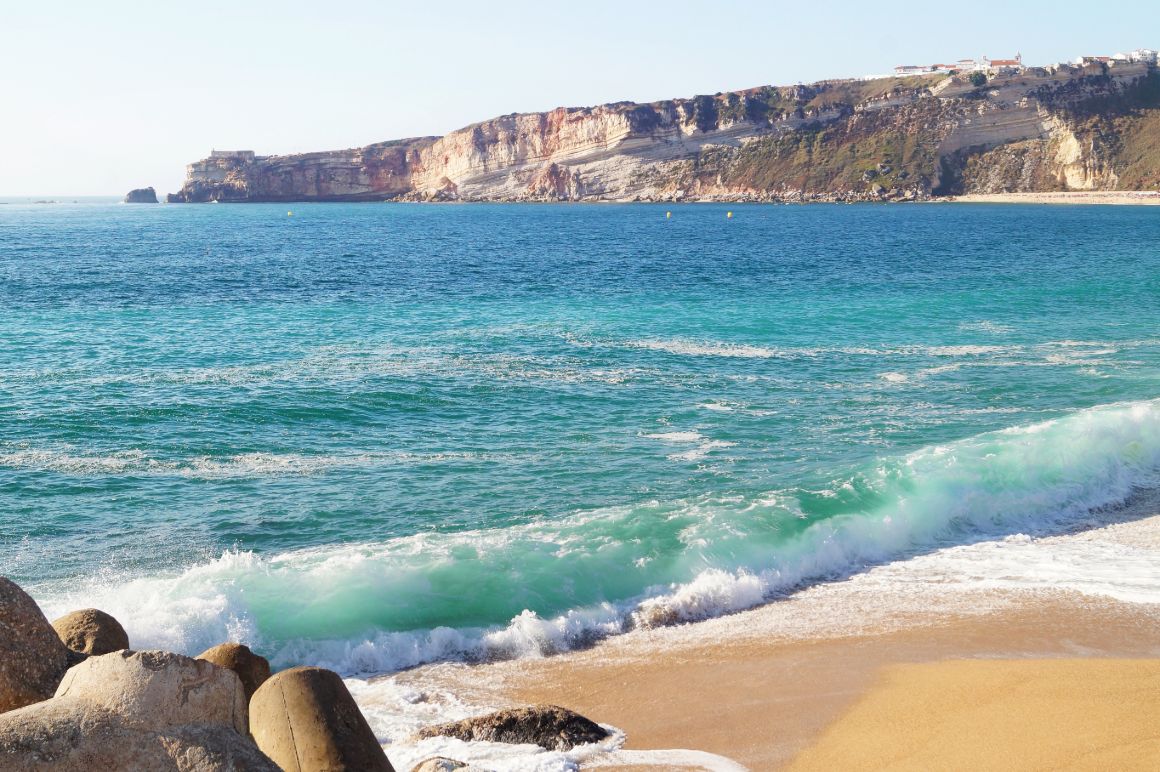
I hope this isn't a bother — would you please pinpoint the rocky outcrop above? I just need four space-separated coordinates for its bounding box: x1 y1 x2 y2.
196 643 270 701
123 187 158 203
0 649 275 771
52 609 130 656
170 62 1160 203
249 666 394 772
0 577 73 713
413 704 609 751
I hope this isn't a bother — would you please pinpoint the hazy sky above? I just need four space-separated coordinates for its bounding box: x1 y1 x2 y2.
4 1 1158 195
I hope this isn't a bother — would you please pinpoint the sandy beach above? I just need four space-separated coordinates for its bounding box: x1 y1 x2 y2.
379 508 1160 770
791 658 1160 771
949 191 1160 205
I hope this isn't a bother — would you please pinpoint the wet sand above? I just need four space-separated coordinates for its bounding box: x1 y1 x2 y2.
500 599 1160 769
383 510 1160 770
949 191 1160 205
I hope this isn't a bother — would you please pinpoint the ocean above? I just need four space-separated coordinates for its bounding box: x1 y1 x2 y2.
2 201 1159 697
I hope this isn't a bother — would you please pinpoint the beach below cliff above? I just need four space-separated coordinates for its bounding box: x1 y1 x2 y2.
949 191 1160 205
371 505 1160 770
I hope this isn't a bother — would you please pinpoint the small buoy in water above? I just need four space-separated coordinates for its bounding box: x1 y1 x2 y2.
727 211 733 219
287 211 293 217
666 211 672 219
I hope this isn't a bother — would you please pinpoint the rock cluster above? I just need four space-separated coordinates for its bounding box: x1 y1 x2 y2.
0 577 398 770
2 577 611 770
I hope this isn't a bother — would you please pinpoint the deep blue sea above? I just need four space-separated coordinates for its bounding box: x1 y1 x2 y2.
2 201 1159 672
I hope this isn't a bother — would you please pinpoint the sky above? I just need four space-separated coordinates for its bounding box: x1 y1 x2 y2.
3 1 1158 196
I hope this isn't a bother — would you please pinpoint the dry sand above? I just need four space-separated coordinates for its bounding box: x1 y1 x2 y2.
790 658 1160 771
949 191 1160 205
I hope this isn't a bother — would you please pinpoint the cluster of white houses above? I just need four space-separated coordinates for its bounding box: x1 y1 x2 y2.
894 48 1158 76
894 55 1023 76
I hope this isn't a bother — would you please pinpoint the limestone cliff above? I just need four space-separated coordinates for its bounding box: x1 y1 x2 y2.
169 62 1160 203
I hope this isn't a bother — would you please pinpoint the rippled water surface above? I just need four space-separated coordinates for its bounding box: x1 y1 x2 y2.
1 201 1158 669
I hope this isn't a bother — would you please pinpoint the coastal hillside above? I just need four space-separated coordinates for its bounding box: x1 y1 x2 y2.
169 61 1160 203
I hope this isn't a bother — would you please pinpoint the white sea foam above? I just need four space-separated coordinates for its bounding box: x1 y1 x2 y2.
958 320 1014 334
629 339 785 358
0 446 505 478
925 344 1011 356
642 431 705 443
697 401 738 412
667 440 737 462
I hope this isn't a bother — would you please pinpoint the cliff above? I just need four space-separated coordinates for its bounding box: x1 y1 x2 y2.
169 62 1160 203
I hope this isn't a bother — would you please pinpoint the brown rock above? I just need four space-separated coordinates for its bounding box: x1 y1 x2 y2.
51 608 130 656
0 648 275 770
249 666 394 772
0 577 73 713
196 643 271 701
414 704 609 751
0 700 278 771
54 649 248 735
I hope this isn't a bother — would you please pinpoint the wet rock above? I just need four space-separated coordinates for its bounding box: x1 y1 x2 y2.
123 187 158 203
249 666 394 772
196 643 270 701
54 650 248 734
414 704 609 751
51 609 130 656
0 577 73 713
410 758 472 772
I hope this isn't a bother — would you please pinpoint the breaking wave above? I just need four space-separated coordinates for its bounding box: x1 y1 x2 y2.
28 398 1160 676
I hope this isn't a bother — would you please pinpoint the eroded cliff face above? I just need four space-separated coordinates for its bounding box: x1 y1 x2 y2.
169 62 1160 203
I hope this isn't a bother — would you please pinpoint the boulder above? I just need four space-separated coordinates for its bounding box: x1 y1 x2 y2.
196 643 270 701
0 701 278 771
410 759 471 772
249 666 393 772
54 650 248 735
414 704 609 751
0 649 274 770
51 609 130 656
123 187 158 203
0 577 73 713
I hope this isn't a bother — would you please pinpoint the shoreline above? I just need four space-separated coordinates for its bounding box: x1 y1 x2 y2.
371 508 1160 769
12 191 1160 206
948 191 1160 205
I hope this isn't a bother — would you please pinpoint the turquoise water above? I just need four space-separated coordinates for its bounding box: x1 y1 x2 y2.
2 201 1159 671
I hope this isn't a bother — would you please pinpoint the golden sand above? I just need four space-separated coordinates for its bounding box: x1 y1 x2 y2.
499 600 1160 769
791 658 1160 771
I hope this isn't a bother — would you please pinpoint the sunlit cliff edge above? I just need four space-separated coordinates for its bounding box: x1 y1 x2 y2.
168 61 1160 203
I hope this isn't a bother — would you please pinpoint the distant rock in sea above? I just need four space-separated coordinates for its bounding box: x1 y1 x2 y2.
124 187 158 204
